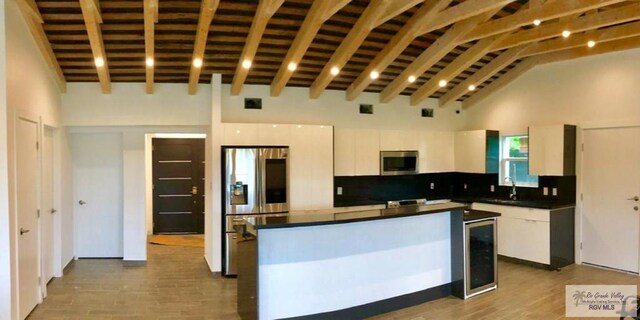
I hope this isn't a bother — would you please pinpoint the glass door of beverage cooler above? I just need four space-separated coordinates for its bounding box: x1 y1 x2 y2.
465 219 497 298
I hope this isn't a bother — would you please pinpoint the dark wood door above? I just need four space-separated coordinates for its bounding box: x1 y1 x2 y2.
153 138 205 234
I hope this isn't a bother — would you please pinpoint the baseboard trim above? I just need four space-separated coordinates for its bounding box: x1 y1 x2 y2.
282 283 452 320
498 255 552 270
62 259 75 275
123 260 147 267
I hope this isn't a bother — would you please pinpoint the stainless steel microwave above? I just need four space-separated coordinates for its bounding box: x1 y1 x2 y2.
380 151 419 175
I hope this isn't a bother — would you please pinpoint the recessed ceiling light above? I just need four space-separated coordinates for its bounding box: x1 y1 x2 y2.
242 59 252 69
408 75 416 83
562 30 571 38
94 57 105 67
468 84 476 91
193 58 203 68
370 71 379 79
288 62 297 71
587 40 596 48
533 19 541 26
330 66 340 76
438 79 447 87
145 57 154 67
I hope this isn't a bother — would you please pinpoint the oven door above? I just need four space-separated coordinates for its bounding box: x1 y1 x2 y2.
380 151 419 175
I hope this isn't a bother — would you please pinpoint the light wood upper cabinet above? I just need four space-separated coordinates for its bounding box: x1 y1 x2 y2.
454 130 499 174
528 124 576 176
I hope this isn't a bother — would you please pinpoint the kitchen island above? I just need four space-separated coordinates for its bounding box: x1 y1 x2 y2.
236 202 499 319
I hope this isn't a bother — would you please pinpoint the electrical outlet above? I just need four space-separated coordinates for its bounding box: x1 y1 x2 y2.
337 187 343 195
490 185 495 192
543 187 549 196
552 188 558 196
430 182 435 190
463 183 467 189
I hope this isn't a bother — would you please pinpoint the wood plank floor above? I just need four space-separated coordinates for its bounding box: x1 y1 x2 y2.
29 244 639 319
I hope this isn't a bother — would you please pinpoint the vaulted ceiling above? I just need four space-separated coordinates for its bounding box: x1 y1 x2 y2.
18 0 640 108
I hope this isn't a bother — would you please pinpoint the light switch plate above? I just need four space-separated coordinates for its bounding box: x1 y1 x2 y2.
552 188 558 196
337 187 343 195
490 185 495 192
543 187 549 196
430 182 435 190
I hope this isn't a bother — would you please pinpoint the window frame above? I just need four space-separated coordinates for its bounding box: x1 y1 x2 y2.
499 135 539 188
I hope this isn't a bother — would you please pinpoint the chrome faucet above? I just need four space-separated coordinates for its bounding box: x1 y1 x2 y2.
506 176 517 200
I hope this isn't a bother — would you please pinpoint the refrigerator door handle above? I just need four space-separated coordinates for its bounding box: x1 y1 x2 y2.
256 149 263 212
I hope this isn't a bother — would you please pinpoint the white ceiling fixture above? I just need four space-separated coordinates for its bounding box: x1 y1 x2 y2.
370 71 379 79
288 62 297 71
242 59 252 69
330 66 340 76
193 58 203 68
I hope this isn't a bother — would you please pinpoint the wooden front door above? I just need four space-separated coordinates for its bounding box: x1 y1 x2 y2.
153 138 205 234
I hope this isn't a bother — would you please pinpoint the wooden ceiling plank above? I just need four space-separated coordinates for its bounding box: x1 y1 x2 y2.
79 0 110 93
491 2 640 52
416 0 516 36
308 1 404 98
144 0 158 94
188 0 220 95
461 57 539 109
410 33 510 106
439 44 531 107
462 0 628 43
230 0 284 96
521 20 640 57
374 0 422 26
270 0 351 97
380 11 497 103
344 0 453 101
16 0 66 92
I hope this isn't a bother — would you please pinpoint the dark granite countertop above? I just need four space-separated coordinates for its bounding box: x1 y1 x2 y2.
464 209 501 222
244 202 469 230
453 197 575 210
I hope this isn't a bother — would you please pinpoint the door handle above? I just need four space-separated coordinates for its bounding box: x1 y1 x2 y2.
20 228 30 235
78 200 86 205
627 196 639 202
50 208 57 214
192 186 198 195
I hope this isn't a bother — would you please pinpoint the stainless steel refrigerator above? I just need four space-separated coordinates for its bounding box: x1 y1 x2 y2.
222 147 289 276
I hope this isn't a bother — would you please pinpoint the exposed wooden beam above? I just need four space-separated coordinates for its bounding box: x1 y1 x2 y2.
270 0 351 97
463 35 640 109
344 0 452 101
230 0 284 96
462 0 627 43
520 20 640 57
491 2 640 51
380 11 496 103
410 34 509 106
16 0 66 92
309 0 394 99
346 0 513 101
79 0 110 93
461 57 539 109
144 0 158 94
439 44 531 107
188 0 220 95
375 0 422 26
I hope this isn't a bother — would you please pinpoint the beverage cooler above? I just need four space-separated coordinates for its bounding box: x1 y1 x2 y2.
464 218 497 298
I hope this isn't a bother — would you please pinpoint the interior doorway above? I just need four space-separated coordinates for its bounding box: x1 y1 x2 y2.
152 138 205 234
581 126 640 274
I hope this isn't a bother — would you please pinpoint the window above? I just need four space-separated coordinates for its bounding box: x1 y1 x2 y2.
500 135 538 187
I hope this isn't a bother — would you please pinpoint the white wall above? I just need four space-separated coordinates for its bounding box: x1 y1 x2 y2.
222 85 464 131
3 0 68 318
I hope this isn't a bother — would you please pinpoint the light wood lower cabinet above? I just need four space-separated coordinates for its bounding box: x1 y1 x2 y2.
472 202 574 269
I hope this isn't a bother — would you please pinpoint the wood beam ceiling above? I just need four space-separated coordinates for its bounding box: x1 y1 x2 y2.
230 0 284 96
270 0 351 97
188 0 220 95
79 0 110 93
144 0 158 94
16 0 66 92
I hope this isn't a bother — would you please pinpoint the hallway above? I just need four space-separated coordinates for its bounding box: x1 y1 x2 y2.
28 245 238 319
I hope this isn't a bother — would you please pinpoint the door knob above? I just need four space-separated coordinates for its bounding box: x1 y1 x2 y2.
20 228 30 235
635 206 639 211
192 186 198 195
78 200 86 205
627 196 639 202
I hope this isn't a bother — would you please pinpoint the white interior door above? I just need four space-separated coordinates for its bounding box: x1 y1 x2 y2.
72 133 124 258
582 126 640 273
41 128 55 286
16 117 41 319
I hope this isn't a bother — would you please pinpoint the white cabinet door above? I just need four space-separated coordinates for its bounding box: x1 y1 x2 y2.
420 131 454 173
290 125 333 210
334 128 356 176
529 124 565 176
380 130 418 151
454 130 486 173
258 124 291 146
312 126 334 209
222 123 259 145
520 220 551 264
354 129 380 176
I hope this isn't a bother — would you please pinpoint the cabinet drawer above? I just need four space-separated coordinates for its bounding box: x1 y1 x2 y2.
497 216 550 265
472 203 550 222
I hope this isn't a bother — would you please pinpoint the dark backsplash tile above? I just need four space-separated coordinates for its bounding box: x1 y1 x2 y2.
334 173 576 207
